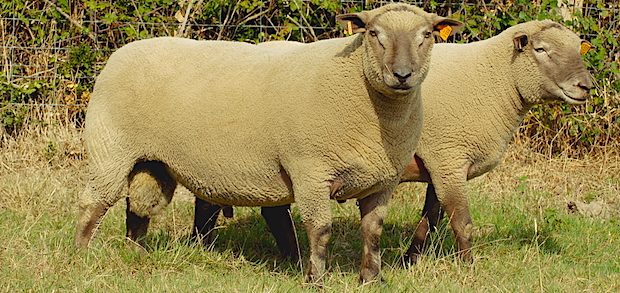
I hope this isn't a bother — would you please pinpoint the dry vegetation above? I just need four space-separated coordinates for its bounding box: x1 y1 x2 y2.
1 0 619 290
3 0 619 154
1 107 618 291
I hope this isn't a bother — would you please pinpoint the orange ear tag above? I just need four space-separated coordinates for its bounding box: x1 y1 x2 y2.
580 41 592 55
439 25 452 41
346 21 353 35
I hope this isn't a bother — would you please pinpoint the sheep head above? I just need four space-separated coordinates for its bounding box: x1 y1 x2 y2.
511 20 593 105
337 4 463 96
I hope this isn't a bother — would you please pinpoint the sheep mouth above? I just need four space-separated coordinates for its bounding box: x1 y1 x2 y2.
560 90 587 105
389 84 413 91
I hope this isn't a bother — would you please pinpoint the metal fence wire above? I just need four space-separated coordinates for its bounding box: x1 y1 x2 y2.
1 0 618 111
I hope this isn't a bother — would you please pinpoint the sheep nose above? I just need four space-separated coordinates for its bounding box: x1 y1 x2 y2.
577 76 593 92
393 70 412 83
577 73 594 92
577 82 592 93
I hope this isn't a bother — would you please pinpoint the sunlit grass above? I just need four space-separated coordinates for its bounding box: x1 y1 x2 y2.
1 121 619 291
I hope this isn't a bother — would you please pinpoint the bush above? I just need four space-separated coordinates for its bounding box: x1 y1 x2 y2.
1 0 618 155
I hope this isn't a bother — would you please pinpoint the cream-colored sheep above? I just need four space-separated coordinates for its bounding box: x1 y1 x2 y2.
188 20 594 265
128 39 306 258
74 3 462 282
401 20 592 264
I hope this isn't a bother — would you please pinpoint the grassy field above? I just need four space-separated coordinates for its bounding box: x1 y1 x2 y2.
1 117 619 292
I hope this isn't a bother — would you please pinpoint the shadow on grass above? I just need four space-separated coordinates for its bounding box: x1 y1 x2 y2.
478 224 563 255
137 209 419 276
138 204 564 277
474 206 564 256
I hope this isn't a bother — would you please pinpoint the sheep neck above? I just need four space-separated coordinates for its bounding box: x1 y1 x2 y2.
368 85 419 129
470 37 532 138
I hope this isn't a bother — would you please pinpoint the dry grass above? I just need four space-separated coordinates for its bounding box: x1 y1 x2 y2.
474 143 620 213
1 110 619 291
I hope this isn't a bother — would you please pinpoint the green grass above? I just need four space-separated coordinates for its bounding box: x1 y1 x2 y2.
1 125 619 291
1 159 619 292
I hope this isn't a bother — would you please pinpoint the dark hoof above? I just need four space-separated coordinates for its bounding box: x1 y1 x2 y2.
403 252 420 266
282 251 301 263
189 231 214 248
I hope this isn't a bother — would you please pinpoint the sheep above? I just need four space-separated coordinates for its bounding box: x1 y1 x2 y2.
188 20 594 265
400 19 593 264
127 39 309 259
74 3 463 283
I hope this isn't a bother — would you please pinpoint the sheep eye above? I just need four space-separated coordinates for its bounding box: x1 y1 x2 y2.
369 30 384 48
534 47 546 53
424 31 432 38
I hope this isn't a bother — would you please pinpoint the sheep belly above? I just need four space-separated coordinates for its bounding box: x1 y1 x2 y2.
176 163 295 207
127 124 293 207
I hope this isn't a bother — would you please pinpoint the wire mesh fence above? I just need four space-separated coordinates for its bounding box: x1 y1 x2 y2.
1 0 619 146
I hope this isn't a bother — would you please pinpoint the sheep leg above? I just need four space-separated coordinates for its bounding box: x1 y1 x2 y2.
444 195 474 263
405 183 444 264
295 182 332 284
125 162 176 246
125 197 150 246
75 201 109 248
261 205 299 259
193 201 299 258
75 181 124 248
192 197 223 247
358 189 390 283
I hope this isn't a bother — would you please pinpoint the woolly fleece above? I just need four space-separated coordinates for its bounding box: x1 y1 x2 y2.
402 20 593 262
75 3 458 282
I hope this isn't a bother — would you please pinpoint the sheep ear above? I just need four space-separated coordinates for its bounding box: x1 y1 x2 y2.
432 16 463 41
580 40 594 55
513 33 529 52
336 12 368 34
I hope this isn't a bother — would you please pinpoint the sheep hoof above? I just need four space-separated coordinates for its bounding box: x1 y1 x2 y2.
126 238 148 254
74 237 90 249
359 272 383 285
459 250 474 265
303 274 325 288
404 252 421 266
359 268 382 284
